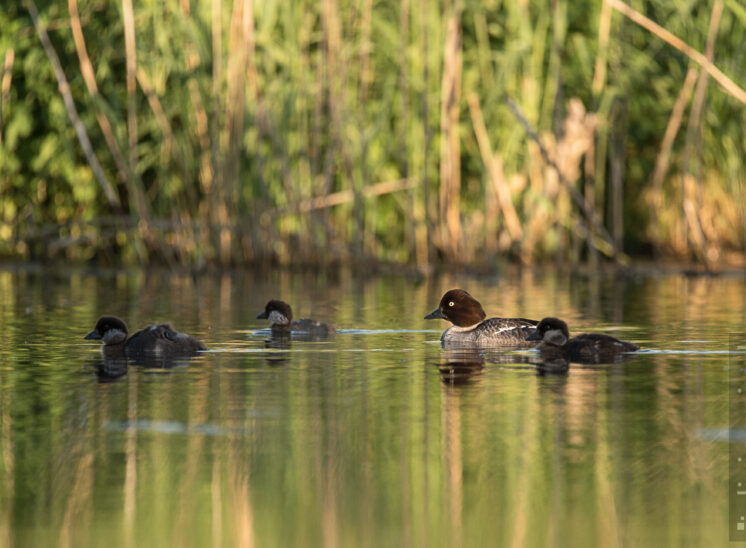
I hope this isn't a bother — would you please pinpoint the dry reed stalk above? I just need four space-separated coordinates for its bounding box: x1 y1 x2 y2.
439 0 463 261
473 10 494 86
592 0 613 95
506 96 616 258
683 174 707 256
609 99 627 251
607 0 746 105
419 0 433 267
557 100 600 260
222 0 253 263
321 0 343 169
122 0 137 176
359 0 374 104
584 132 598 264
520 143 547 262
544 0 565 135
136 66 199 208
647 66 698 252
178 1 215 201
279 178 415 214
224 0 251 189
357 0 374 256
399 0 420 265
474 126 500 257
189 76 214 194
67 0 148 220
26 0 120 209
211 0 222 199
322 0 359 253
467 93 523 244
0 48 14 144
136 69 174 153
682 0 723 259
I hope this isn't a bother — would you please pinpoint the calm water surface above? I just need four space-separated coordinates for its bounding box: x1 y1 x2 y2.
0 266 744 547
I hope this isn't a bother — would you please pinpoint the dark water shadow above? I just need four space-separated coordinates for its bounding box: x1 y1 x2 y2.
432 347 546 385
536 346 641 368
535 355 571 376
87 356 129 382
436 348 486 385
87 352 206 382
263 333 292 366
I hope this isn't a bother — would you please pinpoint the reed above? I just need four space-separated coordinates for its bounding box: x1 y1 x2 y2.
1 0 743 268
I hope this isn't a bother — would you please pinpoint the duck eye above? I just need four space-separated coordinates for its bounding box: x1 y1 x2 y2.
448 301 454 307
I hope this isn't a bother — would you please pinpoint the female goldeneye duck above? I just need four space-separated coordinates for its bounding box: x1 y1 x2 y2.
526 317 639 363
256 300 336 337
84 316 206 359
424 289 538 347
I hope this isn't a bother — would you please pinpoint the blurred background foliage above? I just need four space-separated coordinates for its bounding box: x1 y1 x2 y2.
0 0 744 269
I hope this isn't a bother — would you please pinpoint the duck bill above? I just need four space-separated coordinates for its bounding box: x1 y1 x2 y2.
256 311 268 319
525 329 541 341
84 330 101 340
424 308 444 320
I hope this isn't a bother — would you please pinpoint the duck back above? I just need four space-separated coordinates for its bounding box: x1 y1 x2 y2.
564 333 639 363
126 324 206 359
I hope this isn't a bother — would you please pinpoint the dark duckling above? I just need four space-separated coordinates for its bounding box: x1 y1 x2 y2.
85 316 206 360
256 300 336 337
425 289 537 347
526 317 638 364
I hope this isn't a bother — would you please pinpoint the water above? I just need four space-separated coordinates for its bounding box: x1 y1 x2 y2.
0 266 743 547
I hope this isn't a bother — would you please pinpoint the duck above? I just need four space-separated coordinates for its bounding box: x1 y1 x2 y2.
256 300 336 337
84 316 206 359
525 317 638 363
424 289 538 347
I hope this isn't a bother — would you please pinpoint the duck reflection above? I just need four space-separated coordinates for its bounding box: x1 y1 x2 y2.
87 353 205 382
88 356 129 382
437 348 486 385
263 332 292 366
433 346 552 385
535 354 570 376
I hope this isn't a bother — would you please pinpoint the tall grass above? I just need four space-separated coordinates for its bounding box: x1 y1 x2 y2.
0 0 744 268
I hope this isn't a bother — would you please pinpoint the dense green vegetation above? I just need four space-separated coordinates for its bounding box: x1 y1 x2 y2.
0 0 744 268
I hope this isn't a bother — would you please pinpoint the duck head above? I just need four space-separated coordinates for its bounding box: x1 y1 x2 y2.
85 316 128 345
424 289 487 327
525 317 570 346
257 300 293 327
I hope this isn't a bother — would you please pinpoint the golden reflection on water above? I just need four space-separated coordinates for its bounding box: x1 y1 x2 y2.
0 268 741 546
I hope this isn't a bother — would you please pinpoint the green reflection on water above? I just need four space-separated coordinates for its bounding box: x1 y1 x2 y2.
0 267 742 547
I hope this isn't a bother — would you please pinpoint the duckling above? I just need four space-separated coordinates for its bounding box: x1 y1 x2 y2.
526 317 638 364
85 316 206 359
256 300 335 338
